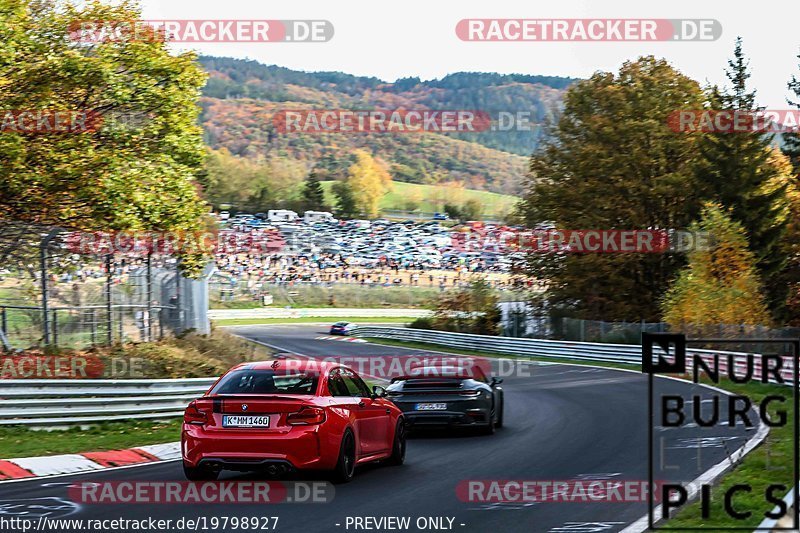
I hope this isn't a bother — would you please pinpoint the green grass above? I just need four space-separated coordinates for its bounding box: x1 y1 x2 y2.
320 181 519 218
361 336 795 529
662 378 794 529
211 284 442 310
0 419 181 459
214 316 416 326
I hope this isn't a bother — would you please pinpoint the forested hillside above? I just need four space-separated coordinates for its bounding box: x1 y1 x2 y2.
198 56 574 194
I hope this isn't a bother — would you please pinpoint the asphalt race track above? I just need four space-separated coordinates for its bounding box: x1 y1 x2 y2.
0 324 757 533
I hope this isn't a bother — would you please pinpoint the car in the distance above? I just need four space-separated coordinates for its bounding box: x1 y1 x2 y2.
385 363 503 434
330 321 356 335
181 360 406 483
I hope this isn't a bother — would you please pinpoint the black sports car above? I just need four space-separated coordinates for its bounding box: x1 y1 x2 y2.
385 364 503 434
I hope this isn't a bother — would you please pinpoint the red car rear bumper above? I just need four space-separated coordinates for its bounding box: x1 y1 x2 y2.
182 423 338 471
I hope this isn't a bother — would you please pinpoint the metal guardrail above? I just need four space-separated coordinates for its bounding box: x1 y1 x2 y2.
351 325 755 365
0 378 216 426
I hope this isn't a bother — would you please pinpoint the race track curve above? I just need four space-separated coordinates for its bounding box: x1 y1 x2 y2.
0 324 757 533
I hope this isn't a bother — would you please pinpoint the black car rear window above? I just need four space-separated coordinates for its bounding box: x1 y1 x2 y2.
210 369 319 395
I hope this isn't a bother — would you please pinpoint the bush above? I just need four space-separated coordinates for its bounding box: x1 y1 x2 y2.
408 317 433 329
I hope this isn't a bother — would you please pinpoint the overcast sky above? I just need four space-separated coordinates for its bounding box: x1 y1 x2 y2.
141 0 800 108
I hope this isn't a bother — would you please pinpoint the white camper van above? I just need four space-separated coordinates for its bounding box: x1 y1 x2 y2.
267 210 299 223
303 211 337 224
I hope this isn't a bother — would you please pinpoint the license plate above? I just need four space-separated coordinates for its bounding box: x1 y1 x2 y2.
415 403 447 411
222 415 270 428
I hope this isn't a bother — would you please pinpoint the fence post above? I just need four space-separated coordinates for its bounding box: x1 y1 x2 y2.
146 250 153 342
90 309 96 346
118 308 124 342
105 254 113 345
1 307 5 337
51 310 58 347
39 228 61 347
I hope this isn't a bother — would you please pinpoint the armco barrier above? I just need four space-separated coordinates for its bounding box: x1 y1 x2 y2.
0 378 216 426
351 326 797 383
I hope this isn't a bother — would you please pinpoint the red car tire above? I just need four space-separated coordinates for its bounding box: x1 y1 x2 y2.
331 430 356 484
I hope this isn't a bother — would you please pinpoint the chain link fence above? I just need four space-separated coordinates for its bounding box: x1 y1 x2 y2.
550 317 800 346
208 274 526 310
0 223 211 351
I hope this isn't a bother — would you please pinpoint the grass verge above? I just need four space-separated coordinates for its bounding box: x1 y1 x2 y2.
0 419 181 459
214 317 415 327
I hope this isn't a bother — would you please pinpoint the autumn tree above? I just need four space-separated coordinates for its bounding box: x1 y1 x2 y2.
346 150 392 218
430 278 501 335
403 189 423 212
519 57 706 321
662 203 771 332
0 0 209 275
461 199 483 221
202 148 272 211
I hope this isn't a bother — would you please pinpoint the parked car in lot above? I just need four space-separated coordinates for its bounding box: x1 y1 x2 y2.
330 321 356 335
433 212 449 221
385 363 503 435
182 360 406 483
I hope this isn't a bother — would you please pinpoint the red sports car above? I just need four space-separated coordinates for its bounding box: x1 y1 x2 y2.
181 360 406 483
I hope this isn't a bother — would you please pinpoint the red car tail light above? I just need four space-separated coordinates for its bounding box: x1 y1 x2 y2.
184 400 209 426
287 407 326 425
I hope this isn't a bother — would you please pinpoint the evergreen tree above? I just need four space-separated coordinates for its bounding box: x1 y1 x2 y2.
332 181 358 218
784 49 800 176
662 203 771 332
301 170 326 211
694 38 789 317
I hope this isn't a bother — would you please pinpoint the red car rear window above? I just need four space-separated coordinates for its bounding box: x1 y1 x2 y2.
211 369 319 395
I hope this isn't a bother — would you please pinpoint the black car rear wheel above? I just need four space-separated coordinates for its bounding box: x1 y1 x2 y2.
495 396 504 428
387 420 406 466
